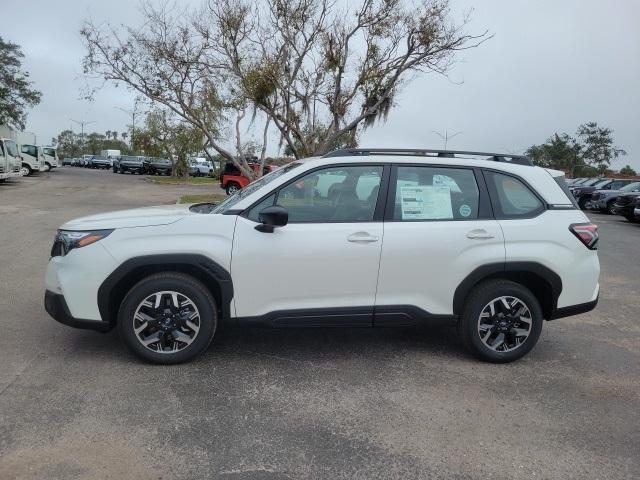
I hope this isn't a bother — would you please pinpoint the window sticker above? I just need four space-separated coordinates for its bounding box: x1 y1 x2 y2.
400 186 453 220
459 204 472 217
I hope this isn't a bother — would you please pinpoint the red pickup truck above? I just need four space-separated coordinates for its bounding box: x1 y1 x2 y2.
220 162 273 195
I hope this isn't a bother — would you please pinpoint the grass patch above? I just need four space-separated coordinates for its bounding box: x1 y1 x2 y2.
145 175 218 185
178 193 227 204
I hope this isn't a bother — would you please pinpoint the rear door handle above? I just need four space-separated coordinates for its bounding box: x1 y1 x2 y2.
347 232 379 243
466 229 495 240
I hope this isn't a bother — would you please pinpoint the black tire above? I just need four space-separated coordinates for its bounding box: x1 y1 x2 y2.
117 272 217 364
457 279 543 363
225 182 241 195
606 200 617 214
624 214 640 224
578 196 589 210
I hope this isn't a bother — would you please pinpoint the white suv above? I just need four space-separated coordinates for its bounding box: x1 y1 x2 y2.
44 149 600 364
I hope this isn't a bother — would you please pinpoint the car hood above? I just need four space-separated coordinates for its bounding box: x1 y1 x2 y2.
60 204 196 230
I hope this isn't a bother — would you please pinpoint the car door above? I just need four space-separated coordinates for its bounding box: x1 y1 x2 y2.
375 165 505 323
231 164 387 325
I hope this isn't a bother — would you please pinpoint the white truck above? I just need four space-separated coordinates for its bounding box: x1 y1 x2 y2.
100 149 121 158
0 137 22 181
17 131 46 175
0 126 45 176
42 146 59 169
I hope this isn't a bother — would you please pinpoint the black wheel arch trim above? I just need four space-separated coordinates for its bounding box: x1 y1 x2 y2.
453 262 563 319
97 254 234 326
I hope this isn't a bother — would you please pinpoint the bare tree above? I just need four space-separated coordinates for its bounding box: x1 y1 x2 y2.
208 0 489 157
81 0 488 178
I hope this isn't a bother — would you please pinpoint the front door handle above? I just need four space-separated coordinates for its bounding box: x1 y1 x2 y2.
347 232 379 243
466 229 495 240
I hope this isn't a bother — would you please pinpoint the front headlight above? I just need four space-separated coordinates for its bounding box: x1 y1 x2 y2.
51 229 114 257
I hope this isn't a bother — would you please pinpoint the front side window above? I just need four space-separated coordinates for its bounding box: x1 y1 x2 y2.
487 172 544 218
393 166 479 221
213 162 302 214
274 165 383 223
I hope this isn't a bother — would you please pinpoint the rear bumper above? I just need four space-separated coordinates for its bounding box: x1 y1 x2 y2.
548 295 598 320
44 290 113 332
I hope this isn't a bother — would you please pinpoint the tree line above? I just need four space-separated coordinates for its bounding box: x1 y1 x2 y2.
526 122 635 177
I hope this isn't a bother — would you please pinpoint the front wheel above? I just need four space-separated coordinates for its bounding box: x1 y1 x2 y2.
458 280 543 363
117 272 217 364
21 165 32 176
578 196 589 210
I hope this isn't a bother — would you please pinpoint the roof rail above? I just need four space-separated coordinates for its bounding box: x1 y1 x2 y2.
322 148 532 166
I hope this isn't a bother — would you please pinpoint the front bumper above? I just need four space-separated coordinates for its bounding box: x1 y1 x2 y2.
44 290 113 332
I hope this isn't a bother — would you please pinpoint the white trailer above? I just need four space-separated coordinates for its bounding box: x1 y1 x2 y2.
100 149 121 158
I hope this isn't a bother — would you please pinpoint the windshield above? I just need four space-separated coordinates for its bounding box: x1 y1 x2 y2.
43 147 56 157
5 140 18 157
212 163 302 214
581 178 600 186
621 182 640 192
593 179 610 188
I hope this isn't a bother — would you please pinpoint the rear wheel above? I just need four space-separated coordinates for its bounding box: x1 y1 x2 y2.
458 279 543 363
226 182 241 195
606 200 617 214
117 272 217 364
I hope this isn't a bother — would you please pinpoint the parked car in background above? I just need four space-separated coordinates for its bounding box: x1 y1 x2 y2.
81 155 94 168
145 157 173 175
634 197 640 221
90 155 112 169
587 181 640 213
221 162 274 195
189 158 214 177
571 179 635 209
114 155 146 174
62 157 73 166
566 177 586 185
612 192 640 222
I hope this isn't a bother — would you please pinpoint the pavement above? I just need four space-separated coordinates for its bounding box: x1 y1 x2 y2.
0 168 638 480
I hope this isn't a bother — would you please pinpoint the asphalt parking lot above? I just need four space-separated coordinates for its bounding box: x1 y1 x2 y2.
0 168 638 479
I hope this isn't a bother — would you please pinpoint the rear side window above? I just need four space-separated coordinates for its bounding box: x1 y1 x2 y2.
486 172 544 218
393 166 479 220
553 175 579 207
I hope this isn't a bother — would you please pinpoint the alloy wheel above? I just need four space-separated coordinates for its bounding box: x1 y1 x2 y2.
477 296 532 352
132 291 201 354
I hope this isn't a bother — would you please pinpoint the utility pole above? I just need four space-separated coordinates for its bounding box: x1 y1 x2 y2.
114 99 140 148
433 130 462 150
70 119 95 153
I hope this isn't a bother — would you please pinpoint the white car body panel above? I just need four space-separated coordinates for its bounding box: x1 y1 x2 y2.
231 216 383 317
498 210 599 308
376 220 505 314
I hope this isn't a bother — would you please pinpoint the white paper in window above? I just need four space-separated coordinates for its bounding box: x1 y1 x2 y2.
400 186 453 220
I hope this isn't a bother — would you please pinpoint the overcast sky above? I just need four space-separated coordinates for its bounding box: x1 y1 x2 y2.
3 0 639 169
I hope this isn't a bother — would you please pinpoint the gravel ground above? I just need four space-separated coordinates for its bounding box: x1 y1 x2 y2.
0 168 638 480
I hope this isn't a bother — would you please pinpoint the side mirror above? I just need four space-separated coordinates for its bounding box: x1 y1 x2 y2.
255 205 288 233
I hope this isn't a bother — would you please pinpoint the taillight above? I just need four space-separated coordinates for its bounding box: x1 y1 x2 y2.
569 223 598 250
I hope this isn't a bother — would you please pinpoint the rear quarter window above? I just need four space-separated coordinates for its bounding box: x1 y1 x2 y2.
485 171 545 218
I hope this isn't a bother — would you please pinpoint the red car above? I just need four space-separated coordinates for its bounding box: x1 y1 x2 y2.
220 162 273 195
